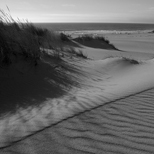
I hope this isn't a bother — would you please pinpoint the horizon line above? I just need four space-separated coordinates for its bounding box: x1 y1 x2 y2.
32 22 154 24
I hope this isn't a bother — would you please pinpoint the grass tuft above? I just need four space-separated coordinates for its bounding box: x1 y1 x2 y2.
122 57 140 64
74 34 110 43
60 33 71 42
0 9 66 66
75 34 94 41
74 34 118 50
95 36 110 44
64 47 87 59
75 50 87 59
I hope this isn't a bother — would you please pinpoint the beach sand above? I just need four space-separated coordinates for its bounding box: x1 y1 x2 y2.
0 31 154 153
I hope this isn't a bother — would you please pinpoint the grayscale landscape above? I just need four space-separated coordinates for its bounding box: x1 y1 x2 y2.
0 0 154 153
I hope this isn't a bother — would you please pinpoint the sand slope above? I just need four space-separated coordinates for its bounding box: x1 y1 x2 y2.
105 33 154 54
0 32 154 153
1 88 154 154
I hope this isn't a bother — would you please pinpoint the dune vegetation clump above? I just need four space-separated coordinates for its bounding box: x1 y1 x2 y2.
0 9 67 66
74 34 94 41
73 34 118 50
122 57 140 64
60 33 71 42
0 11 36 64
0 9 88 67
74 34 110 43
95 36 110 44
63 47 87 59
149 30 154 33
75 50 88 59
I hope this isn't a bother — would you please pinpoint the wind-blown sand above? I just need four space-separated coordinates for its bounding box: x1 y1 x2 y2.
0 31 154 153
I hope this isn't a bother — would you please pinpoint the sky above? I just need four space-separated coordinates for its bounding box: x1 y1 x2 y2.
1 0 154 23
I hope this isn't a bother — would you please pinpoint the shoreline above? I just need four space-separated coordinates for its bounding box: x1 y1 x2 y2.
34 22 154 33
60 29 154 35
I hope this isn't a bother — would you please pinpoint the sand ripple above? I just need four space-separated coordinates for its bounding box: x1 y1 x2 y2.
0 88 154 153
0 58 154 154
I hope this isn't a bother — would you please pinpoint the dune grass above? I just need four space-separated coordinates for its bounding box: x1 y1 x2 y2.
0 9 69 66
59 33 71 42
0 9 88 67
74 34 110 44
0 9 96 67
63 47 87 59
73 34 118 50
104 56 140 65
75 50 88 59
121 57 140 64
75 34 94 41
0 10 38 63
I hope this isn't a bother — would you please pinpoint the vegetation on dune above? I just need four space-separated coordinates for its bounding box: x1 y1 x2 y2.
0 9 87 67
73 34 118 50
0 12 49 65
75 50 88 59
75 34 94 41
59 33 71 42
104 56 140 65
149 30 154 33
122 57 140 64
74 34 110 44
95 36 110 44
63 47 87 59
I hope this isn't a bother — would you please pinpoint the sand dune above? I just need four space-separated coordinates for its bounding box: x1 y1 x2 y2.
71 32 154 60
105 33 154 54
2 88 154 154
0 32 154 153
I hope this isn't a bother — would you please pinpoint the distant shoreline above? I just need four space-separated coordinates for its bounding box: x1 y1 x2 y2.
59 30 154 35
33 23 154 32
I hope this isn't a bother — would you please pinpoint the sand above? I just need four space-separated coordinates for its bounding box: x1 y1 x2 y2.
0 31 154 153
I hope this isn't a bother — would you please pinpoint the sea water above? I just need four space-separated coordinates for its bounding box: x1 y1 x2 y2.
34 23 154 33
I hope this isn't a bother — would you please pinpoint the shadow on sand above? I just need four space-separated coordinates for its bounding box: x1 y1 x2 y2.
0 57 83 117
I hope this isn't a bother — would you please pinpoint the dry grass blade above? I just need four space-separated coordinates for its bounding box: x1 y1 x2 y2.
0 9 67 66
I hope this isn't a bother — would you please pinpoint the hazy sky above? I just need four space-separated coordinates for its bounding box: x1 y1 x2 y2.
1 0 154 23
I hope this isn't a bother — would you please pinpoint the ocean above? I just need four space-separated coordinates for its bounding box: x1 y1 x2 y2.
34 23 154 33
